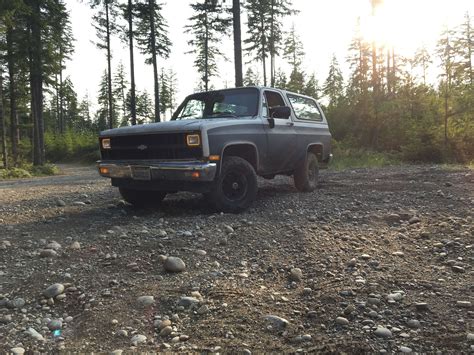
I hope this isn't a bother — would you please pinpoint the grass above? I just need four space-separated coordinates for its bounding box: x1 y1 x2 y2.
0 163 60 179
328 145 400 171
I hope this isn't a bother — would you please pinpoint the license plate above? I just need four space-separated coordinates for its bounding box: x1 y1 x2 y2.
131 166 151 180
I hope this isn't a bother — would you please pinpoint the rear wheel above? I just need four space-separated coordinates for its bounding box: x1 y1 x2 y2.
293 152 319 192
119 187 166 207
210 156 258 213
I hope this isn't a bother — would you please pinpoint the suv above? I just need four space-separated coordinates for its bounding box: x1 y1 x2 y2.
98 86 332 212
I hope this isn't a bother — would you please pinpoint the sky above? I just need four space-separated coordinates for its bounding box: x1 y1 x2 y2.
65 0 474 118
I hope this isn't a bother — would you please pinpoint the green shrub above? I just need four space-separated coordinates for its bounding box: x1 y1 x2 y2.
0 167 32 179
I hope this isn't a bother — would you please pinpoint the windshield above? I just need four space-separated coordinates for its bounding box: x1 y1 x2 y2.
173 88 259 120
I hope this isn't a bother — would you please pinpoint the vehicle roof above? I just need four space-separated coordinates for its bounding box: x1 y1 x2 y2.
191 86 319 101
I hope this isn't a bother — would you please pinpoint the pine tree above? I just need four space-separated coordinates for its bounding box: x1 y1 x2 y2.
91 0 118 129
283 24 305 93
167 68 177 116
159 68 170 118
113 62 129 125
243 67 260 86
96 70 114 131
274 68 286 89
303 73 320 99
135 0 171 122
453 12 473 86
323 55 344 107
413 45 432 86
185 1 231 92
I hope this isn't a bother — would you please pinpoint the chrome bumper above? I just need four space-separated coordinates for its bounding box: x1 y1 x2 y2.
97 160 217 182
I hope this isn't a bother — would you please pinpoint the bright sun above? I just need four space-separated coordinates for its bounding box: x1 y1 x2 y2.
359 0 472 55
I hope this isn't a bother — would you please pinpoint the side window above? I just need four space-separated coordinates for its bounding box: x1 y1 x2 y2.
264 91 287 119
261 94 268 117
287 94 322 121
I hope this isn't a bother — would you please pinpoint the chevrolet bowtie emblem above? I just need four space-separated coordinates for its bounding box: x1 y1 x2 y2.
137 145 148 150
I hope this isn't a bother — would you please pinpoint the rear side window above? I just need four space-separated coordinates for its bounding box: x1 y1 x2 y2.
287 94 322 121
264 91 287 119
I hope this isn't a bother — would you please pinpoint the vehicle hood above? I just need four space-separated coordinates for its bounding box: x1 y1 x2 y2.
100 117 255 136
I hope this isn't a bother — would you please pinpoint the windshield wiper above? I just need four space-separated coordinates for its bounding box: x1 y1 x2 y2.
208 112 238 118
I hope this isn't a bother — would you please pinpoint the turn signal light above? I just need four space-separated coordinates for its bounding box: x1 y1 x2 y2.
209 155 220 161
99 167 110 175
191 171 200 179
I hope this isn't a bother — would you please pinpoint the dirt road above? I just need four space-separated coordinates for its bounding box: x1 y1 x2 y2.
0 164 473 353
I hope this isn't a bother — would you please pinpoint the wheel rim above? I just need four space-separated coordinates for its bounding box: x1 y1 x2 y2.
222 171 248 201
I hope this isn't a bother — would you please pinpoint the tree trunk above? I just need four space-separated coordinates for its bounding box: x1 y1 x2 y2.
0 69 8 169
6 27 19 166
149 0 160 122
128 0 137 125
467 16 473 86
105 1 114 129
386 48 391 94
260 15 267 86
28 0 45 166
232 0 243 87
270 0 275 87
59 56 64 133
204 10 209 91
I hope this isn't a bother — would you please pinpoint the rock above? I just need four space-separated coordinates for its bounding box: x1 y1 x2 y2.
302 334 312 341
10 297 25 308
264 315 289 329
154 319 171 329
160 326 173 337
197 305 209 314
131 334 147 345
136 296 155 308
452 266 465 273
374 327 392 338
387 292 404 301
163 256 186 273
359 254 371 260
392 251 404 256
46 241 62 250
116 329 128 337
195 249 207 256
109 350 123 355
289 268 303 282
10 348 25 355
415 303 429 311
224 225 234 233
178 296 200 307
408 216 421 224
47 319 63 330
40 249 58 258
400 346 412 353
43 283 65 298
64 316 73 323
347 258 357 267
335 317 349 326
1 315 12 323
407 319 421 328
180 335 189 341
456 301 472 308
26 327 45 341
467 333 474 342
69 241 81 250
56 199 66 207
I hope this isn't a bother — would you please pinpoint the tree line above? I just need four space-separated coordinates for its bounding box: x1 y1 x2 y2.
0 0 473 170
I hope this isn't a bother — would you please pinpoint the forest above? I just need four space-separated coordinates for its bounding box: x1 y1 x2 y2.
0 0 473 177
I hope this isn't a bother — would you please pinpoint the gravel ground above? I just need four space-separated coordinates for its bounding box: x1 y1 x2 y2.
0 164 473 354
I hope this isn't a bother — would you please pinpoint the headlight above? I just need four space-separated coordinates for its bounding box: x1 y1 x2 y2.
101 138 111 149
186 134 200 147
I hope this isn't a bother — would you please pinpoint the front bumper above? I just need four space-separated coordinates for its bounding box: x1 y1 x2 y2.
97 160 217 182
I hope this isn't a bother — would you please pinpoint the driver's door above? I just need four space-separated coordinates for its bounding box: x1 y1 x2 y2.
262 90 298 173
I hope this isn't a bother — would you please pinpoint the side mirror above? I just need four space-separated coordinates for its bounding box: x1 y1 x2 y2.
267 117 275 129
271 106 291 119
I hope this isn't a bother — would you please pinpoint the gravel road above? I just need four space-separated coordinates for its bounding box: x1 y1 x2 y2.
0 164 473 353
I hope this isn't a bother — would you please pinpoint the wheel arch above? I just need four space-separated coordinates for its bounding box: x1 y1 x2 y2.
306 143 324 162
220 142 259 175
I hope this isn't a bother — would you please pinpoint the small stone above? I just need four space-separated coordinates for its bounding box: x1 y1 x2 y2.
392 251 404 256
178 296 200 307
335 317 349 326
289 268 303 282
179 335 189 341
359 254 371 260
43 283 65 298
69 241 81 250
264 315 289 329
197 305 209 314
409 216 421 224
456 301 472 308
56 199 66 207
407 319 421 328
131 334 147 345
154 319 171 329
374 327 392 338
10 298 25 308
224 225 234 233
195 249 207 256
116 329 128 337
26 327 45 341
163 256 186 273
46 241 62 250
415 303 429 311
47 319 62 330
136 296 155 308
347 258 357 267
10 348 25 355
160 326 173 337
400 346 412 353
467 333 474 342
302 334 312 341
64 316 73 323
109 350 123 355
452 266 465 273
40 249 58 258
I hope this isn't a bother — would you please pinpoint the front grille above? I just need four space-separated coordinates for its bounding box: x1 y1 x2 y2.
101 132 202 161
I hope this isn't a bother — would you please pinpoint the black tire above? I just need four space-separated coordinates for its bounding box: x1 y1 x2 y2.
118 187 166 207
293 152 319 192
210 156 258 213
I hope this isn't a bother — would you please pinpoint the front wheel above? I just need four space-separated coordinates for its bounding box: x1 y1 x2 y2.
210 156 258 213
119 187 166 207
293 152 319 192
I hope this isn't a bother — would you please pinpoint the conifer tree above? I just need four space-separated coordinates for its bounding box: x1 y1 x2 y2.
323 55 344 107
